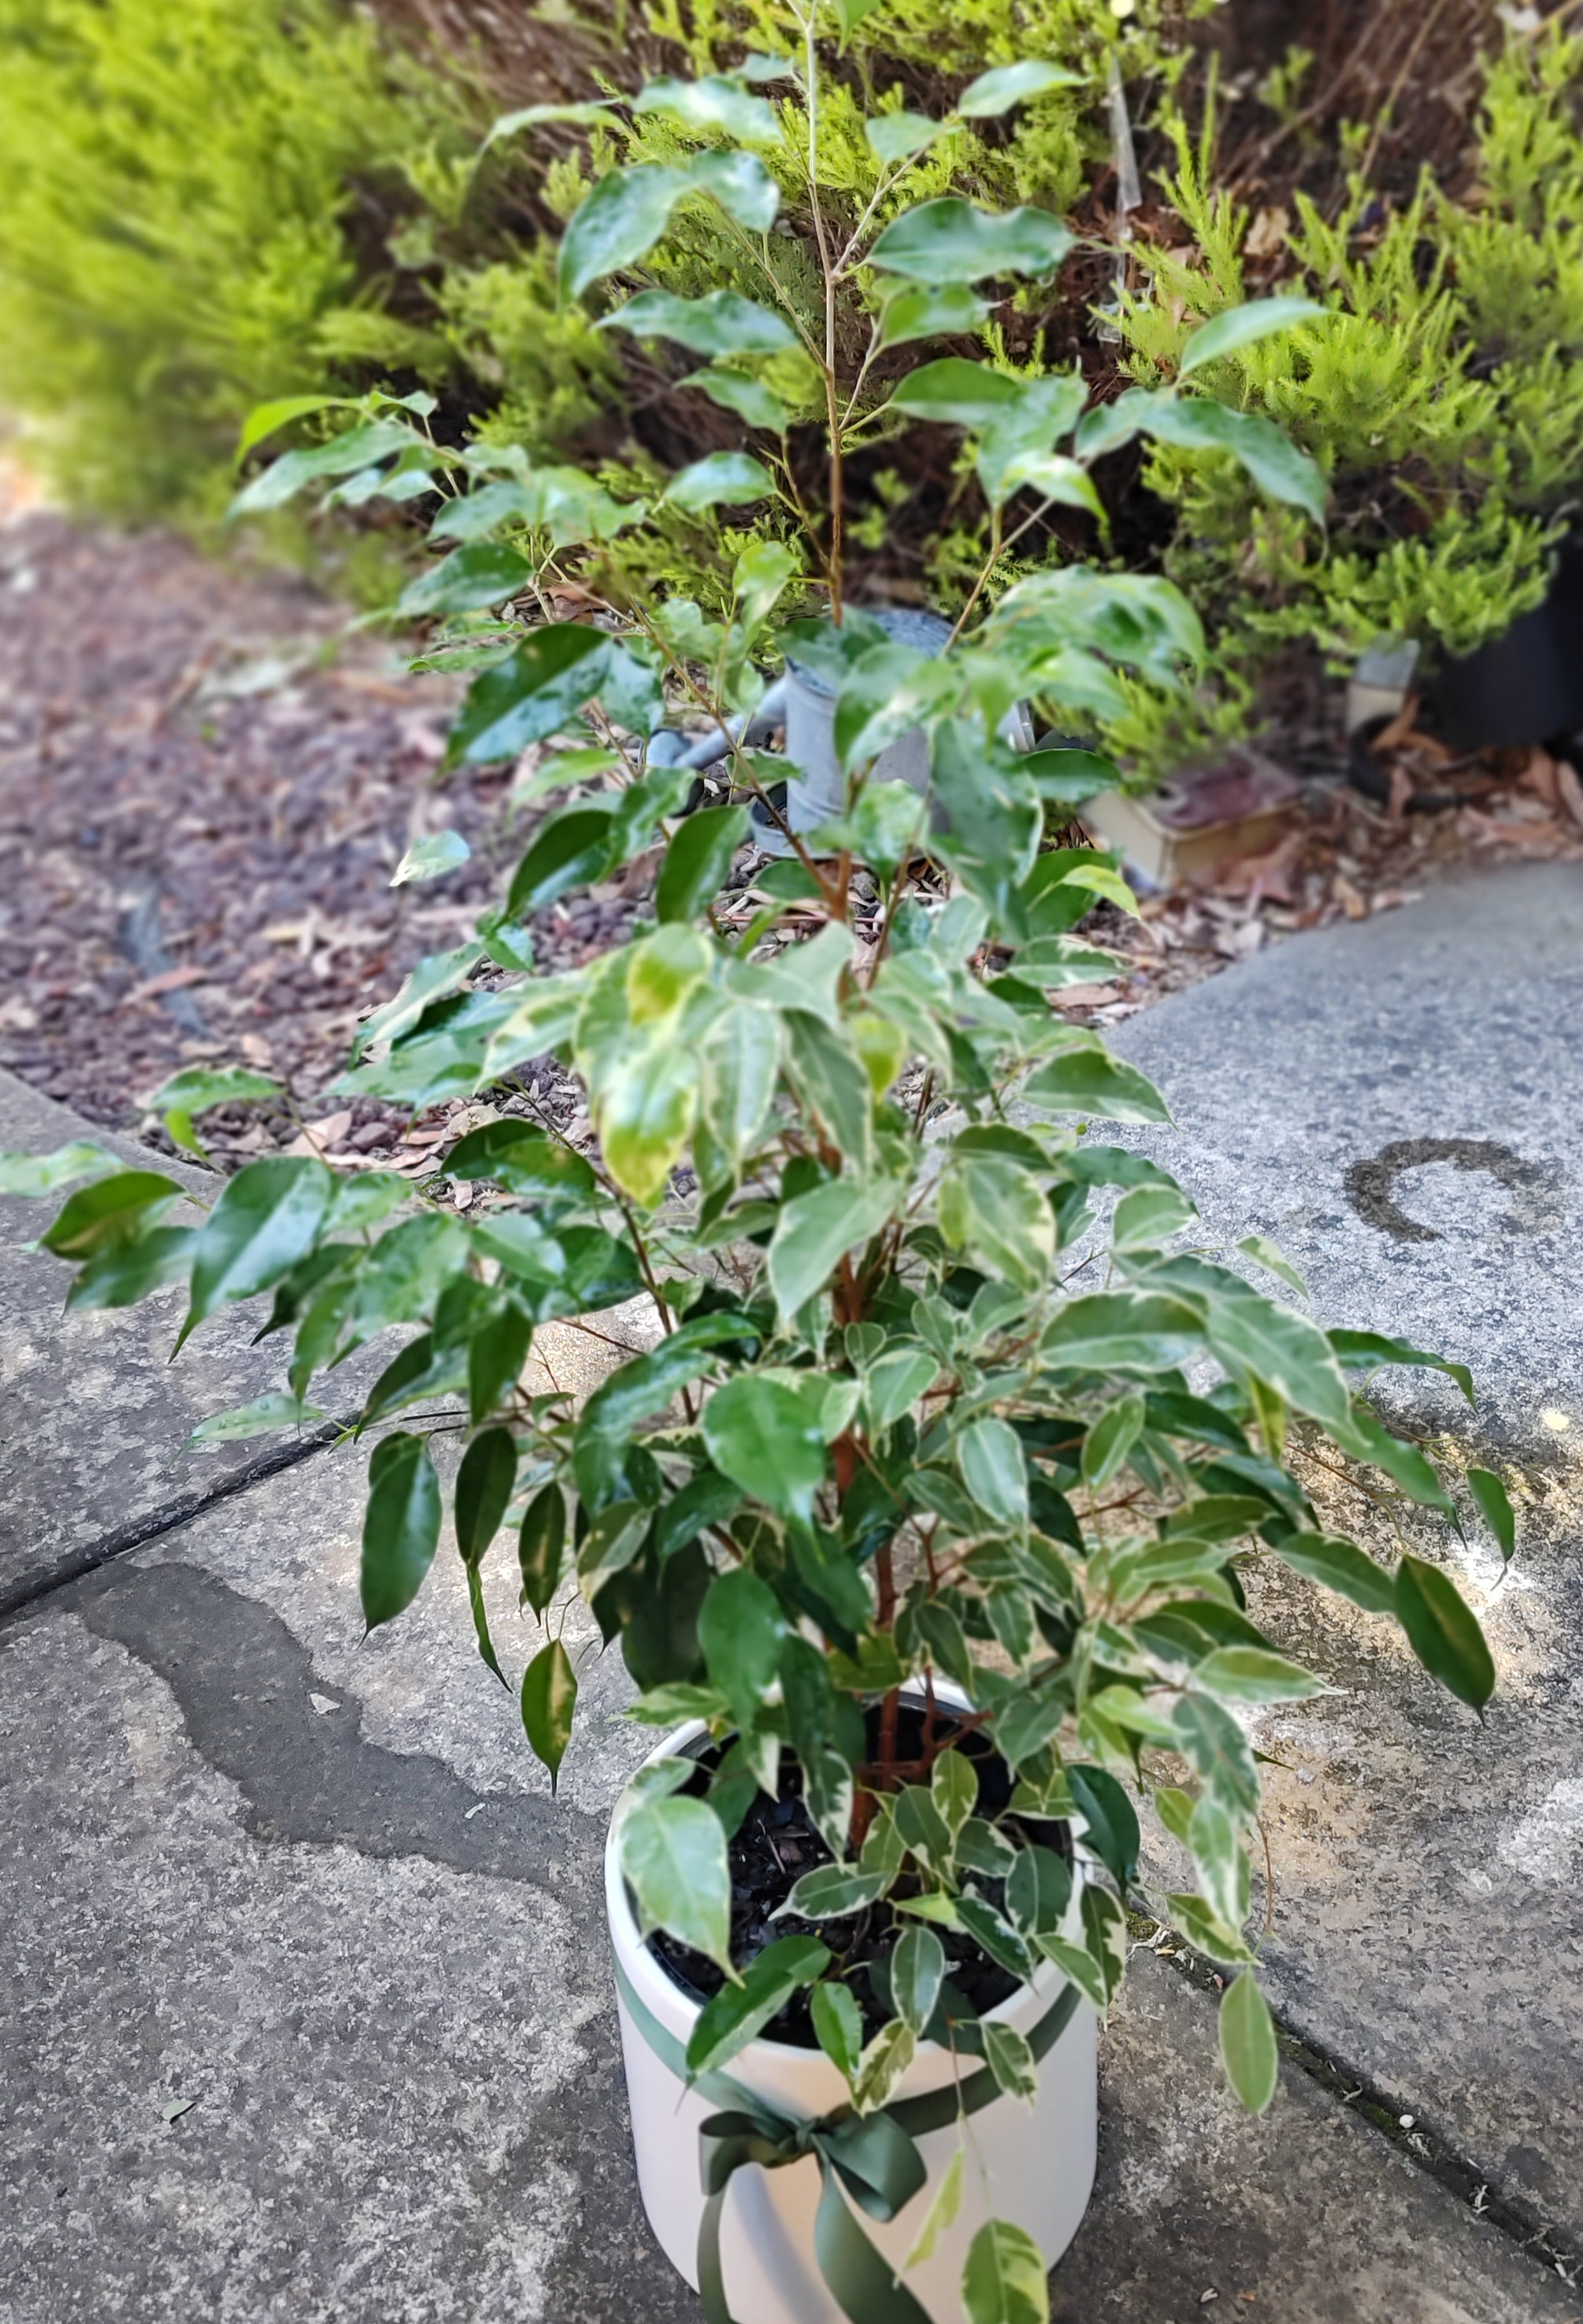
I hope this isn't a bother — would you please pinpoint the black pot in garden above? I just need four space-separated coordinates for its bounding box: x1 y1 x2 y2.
1430 535 1583 752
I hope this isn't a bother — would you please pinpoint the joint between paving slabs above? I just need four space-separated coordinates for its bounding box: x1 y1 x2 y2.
0 1417 350 1631
1131 1915 1583 2292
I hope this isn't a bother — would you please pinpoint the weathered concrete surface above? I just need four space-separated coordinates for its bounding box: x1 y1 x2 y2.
1051 1951 1576 2324
5 1446 1571 2323
1113 862 1583 1451
1111 863 1583 2250
0 1067 333 1609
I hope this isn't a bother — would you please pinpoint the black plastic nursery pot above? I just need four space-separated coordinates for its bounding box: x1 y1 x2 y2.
1430 535 1583 753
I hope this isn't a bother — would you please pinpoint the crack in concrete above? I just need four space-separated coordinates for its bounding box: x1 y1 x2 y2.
1344 1137 1567 1245
71 1560 598 1896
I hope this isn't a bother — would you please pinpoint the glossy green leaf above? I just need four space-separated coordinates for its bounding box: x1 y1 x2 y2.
1023 1049 1169 1124
981 2019 1039 2103
1081 1393 1145 1488
1270 1529 1395 1615
1395 1554 1495 1710
892 1784 954 1880
876 281 995 350
1178 296 1326 377
937 1154 1055 1295
1219 1972 1278 2114
1467 1467 1515 1564
621 1791 735 1973
184 1393 323 1450
870 199 1073 283
811 1979 865 2083
686 148 782 231
506 807 618 917
1117 388 1327 524
62 1224 196 1311
1043 1291 1205 1374
235 392 351 461
664 451 777 511
700 1567 788 1728
398 543 529 619
1333 1401 1455 1515
231 418 416 514
1327 1329 1475 1407
958 1416 1029 1531
0 1141 121 1200
779 1864 889 1920
560 164 689 299
687 1933 831 2075
633 74 779 142
603 288 796 355
767 1175 901 1324
932 1748 978 1839
391 829 472 886
596 1035 700 1206
703 1375 828 1521
1172 1692 1259 1816
1112 1185 1197 1250
41 1170 179 1259
182 1158 332 1341
851 2018 916 2114
1004 1842 1072 1936
958 59 1082 115
902 2146 965 2272
455 1427 518 1565
866 110 946 162
1196 1647 1324 1704
521 1636 578 1791
961 2218 1049 2324
1067 1764 1139 1888
361 1432 442 1629
468 1297 534 1424
883 1925 943 2045
147 1067 281 1118
687 366 792 429
1191 1272 1351 1432
656 804 750 923
518 1483 568 1617
450 627 611 766
889 358 1025 429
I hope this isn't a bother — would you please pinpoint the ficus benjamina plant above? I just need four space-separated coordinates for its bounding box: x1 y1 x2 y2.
3 10 1511 2316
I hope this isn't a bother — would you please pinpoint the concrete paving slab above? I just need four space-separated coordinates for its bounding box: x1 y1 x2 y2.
0 1068 333 1610
1113 862 1583 1451
2 1445 1570 2322
1109 863 1583 2252
1050 1951 1577 2324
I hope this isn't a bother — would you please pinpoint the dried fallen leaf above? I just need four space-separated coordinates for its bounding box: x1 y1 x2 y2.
1555 759 1583 832
1332 874 1367 920
128 964 210 1001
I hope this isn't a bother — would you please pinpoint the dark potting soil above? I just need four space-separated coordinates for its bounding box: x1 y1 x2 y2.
646 1707 1069 2051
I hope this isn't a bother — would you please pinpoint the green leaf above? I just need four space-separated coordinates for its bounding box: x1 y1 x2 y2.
778 1864 889 1919
182 1158 332 1342
1467 1468 1515 1564
655 804 750 923
1192 1273 1351 1432
703 1375 828 1521
1331 1401 1454 1516
781 1010 874 1174
1067 1764 1139 1888
932 1748 978 1839
889 358 1026 430
892 1784 955 1880
450 627 611 766
466 1562 507 1688
685 148 782 231
596 1037 700 1206
1022 748 1121 804
866 110 947 162
235 393 351 462
961 2218 1049 2324
664 451 777 511
981 2019 1039 2104
1326 1329 1475 1408
184 1393 322 1451
1112 1185 1197 1250
700 1568 788 1728
231 418 417 514
602 288 796 355
633 74 780 142
1034 1933 1107 2016
1219 1973 1278 2114
40 1170 179 1258
468 1297 534 1424
902 2145 965 2272
937 1154 1054 1295
455 1427 518 1565
811 1980 865 2083
1235 1232 1307 1299
1394 1554 1495 1711
391 829 472 886
506 807 619 916
521 1637 578 1791
1270 1530 1395 1615
518 1484 569 1616
621 1792 735 1973
767 1175 901 1324
892 1923 947 2036
398 543 530 619
577 1499 653 1601
361 1433 442 1629
1195 1647 1324 1704
1004 1843 1073 1936
958 1416 1029 1531
876 281 994 350
147 1067 281 1118
1172 1692 1259 1816
1178 296 1326 378
1024 1049 1169 1124
958 59 1082 116
560 164 689 299
1081 1393 1145 1488
687 1933 831 2075
686 366 792 430
870 198 1073 283
0 1141 120 1200
446 1120 597 1204
1119 388 1328 525
851 2018 916 2114
1080 1884 1129 2003
1043 1291 1205 1373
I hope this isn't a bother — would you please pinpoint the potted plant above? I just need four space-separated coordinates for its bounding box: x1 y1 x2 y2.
5 15 1508 2322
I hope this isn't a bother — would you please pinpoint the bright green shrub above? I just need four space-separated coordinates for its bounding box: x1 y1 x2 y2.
0 0 477 517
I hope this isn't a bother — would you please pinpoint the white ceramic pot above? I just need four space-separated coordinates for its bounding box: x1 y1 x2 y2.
605 1717 1098 2324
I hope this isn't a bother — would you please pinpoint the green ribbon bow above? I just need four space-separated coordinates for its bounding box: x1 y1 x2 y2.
613 1951 1080 2324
